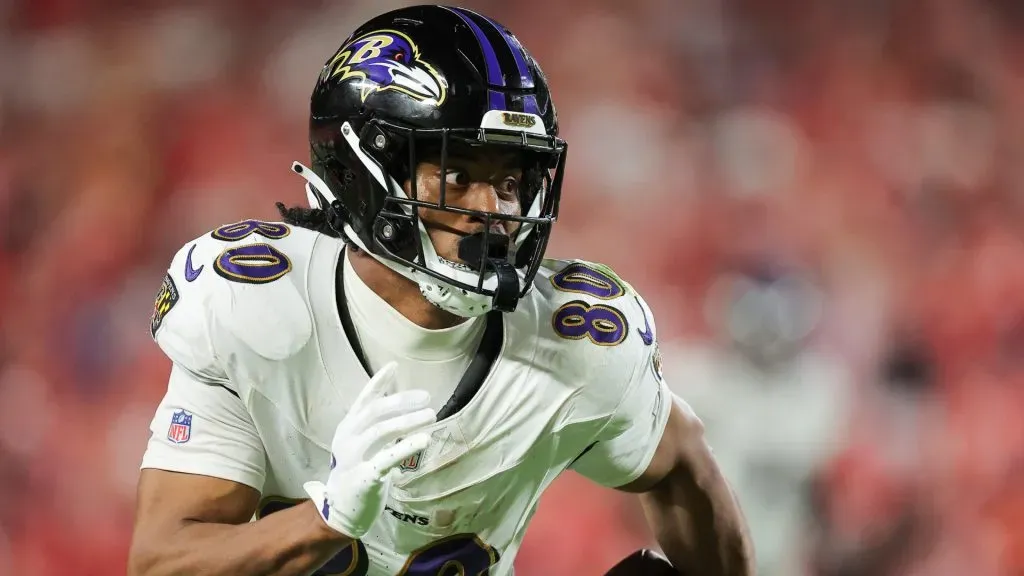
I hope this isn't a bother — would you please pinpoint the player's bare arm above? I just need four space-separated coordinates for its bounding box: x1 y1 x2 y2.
132 359 431 576
619 400 755 576
128 470 351 576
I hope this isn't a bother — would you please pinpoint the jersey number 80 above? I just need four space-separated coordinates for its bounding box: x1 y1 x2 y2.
550 262 630 346
211 219 293 285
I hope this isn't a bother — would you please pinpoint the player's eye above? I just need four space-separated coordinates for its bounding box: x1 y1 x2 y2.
497 176 519 200
444 169 470 188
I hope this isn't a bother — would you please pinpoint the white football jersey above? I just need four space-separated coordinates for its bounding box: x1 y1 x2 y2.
141 219 672 576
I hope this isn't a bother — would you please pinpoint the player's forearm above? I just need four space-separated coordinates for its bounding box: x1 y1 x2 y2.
128 500 351 576
639 450 754 576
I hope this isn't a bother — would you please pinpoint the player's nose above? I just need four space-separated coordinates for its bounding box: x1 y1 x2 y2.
461 180 501 215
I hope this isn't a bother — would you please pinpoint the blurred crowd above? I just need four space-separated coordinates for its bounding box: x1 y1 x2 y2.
1 0 1023 574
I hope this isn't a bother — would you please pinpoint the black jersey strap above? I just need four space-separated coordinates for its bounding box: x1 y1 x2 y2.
334 251 504 420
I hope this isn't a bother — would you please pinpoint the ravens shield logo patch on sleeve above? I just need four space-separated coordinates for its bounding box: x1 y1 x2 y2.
651 344 664 382
150 273 180 337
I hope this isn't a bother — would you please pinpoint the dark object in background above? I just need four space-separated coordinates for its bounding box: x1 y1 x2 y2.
602 549 678 576
882 336 935 395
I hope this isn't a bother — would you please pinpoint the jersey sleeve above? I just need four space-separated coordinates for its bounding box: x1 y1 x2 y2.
569 292 673 488
150 236 229 383
140 364 267 491
142 234 266 489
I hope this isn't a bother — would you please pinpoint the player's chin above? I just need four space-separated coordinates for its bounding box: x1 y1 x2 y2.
426 234 471 270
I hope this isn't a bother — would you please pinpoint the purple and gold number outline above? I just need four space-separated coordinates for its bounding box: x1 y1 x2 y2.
395 532 500 576
549 261 626 300
256 496 366 576
210 219 291 242
551 301 629 346
550 262 629 346
214 243 292 285
256 497 500 576
210 220 293 285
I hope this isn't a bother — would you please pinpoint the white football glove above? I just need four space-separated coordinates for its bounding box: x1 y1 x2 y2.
304 362 434 539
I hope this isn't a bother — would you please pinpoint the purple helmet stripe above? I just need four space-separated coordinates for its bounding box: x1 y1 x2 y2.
488 90 505 111
522 95 542 116
476 13 540 115
477 14 535 90
445 6 506 110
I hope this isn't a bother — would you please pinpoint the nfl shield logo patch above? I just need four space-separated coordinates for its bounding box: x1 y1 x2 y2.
167 409 193 444
399 449 423 472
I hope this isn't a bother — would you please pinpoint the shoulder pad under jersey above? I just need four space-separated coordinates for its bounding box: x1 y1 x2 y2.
522 258 661 407
150 220 319 380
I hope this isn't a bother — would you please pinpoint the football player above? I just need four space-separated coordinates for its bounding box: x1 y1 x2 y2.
128 5 753 576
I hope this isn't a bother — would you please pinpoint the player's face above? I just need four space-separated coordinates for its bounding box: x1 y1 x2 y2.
405 144 523 265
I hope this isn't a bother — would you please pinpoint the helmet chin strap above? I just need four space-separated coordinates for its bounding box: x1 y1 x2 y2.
344 223 497 318
455 232 520 313
291 161 496 318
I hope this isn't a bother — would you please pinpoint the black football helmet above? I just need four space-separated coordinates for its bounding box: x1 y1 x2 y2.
294 5 566 316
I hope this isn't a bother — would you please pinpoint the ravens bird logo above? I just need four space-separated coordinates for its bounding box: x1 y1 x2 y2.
323 29 447 106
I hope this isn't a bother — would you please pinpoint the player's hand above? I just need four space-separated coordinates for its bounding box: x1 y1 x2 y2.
304 362 434 539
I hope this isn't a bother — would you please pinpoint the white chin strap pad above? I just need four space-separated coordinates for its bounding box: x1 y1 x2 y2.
339 222 495 318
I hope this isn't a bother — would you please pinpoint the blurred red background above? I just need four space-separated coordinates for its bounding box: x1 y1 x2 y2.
1 0 1022 574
